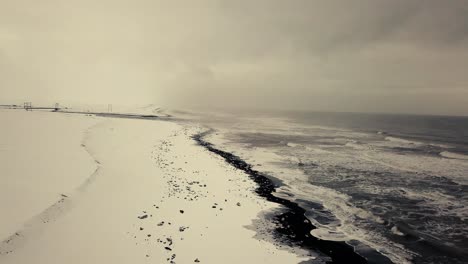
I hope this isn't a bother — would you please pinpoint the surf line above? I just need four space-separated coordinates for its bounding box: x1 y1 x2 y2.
193 131 371 264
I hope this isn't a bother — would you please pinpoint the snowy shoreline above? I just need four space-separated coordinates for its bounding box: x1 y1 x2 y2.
0 109 312 264
193 131 370 263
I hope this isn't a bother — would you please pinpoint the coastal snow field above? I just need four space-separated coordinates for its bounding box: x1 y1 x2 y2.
0 109 309 264
0 110 100 241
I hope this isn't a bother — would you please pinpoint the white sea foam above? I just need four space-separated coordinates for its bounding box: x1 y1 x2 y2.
384 136 453 149
298 184 414 264
391 226 405 236
384 136 422 145
440 151 468 160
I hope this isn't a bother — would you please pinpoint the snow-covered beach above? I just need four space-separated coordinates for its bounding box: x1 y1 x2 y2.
4 107 466 264
0 109 310 264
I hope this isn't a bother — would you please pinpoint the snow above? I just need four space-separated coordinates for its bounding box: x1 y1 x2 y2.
0 110 99 241
0 109 308 263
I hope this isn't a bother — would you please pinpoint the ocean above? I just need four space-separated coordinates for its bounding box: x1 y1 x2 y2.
194 110 468 264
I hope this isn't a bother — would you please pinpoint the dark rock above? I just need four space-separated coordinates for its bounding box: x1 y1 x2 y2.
138 214 148 219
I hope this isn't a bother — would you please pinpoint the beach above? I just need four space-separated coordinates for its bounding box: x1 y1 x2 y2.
0 109 311 264
2 108 466 264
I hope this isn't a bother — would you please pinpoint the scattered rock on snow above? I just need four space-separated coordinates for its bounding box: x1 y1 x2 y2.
138 214 148 219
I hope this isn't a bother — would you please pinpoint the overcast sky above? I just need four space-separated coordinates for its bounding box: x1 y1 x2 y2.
1 0 467 115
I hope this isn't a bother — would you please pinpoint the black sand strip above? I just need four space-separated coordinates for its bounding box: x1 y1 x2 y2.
193 132 375 264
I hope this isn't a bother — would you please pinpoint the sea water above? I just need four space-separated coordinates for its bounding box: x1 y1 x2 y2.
199 111 468 264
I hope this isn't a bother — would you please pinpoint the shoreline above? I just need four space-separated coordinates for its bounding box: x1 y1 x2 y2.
0 109 310 263
193 131 393 264
0 108 399 263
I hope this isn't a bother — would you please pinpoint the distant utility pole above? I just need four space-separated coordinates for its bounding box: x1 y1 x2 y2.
108 104 113 113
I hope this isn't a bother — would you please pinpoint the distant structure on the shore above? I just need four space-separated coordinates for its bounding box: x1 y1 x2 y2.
24 102 32 111
23 102 61 111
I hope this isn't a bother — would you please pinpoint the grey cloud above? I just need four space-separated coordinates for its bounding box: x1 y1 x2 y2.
0 0 467 115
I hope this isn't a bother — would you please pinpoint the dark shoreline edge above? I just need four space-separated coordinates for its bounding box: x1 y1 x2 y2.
193 131 379 264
